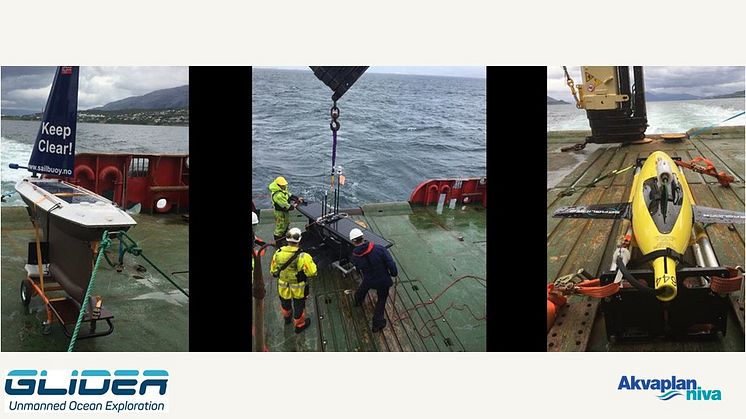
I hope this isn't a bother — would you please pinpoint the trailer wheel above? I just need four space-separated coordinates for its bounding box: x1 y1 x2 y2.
20 281 32 314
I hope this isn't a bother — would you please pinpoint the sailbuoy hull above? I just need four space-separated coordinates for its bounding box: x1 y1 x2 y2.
16 178 136 241
17 178 137 304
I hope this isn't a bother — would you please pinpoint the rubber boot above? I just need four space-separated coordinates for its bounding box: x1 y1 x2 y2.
280 305 292 325
372 319 387 333
294 315 312 334
294 318 311 333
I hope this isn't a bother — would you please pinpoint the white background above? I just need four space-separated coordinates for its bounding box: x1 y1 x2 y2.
2 1 746 418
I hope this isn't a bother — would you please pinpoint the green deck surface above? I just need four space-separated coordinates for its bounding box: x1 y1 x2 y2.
1 207 189 351
547 126 745 352
253 202 486 351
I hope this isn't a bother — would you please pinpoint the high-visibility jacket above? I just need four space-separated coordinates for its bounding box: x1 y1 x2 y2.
270 246 317 299
268 180 292 211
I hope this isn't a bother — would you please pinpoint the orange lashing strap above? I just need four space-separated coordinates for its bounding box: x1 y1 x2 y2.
675 157 735 187
575 279 620 298
551 277 620 299
547 284 567 332
711 268 743 294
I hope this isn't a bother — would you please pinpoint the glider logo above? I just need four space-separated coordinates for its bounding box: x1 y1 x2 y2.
617 376 722 401
3 369 169 413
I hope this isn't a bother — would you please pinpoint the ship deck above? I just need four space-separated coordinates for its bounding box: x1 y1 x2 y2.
547 126 745 352
253 202 487 351
1 207 189 351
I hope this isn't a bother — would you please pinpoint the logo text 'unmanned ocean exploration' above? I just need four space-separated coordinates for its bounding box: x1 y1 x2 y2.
3 369 169 413
617 375 722 401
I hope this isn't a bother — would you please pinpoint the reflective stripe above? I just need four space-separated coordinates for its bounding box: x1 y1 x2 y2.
278 281 306 289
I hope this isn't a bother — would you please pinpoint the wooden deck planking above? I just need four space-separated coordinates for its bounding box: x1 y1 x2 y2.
692 140 744 183
548 148 618 238
556 148 609 188
547 185 626 351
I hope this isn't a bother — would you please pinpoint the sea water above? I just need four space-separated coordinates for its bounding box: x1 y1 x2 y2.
548 98 745 133
252 68 486 208
1 120 188 206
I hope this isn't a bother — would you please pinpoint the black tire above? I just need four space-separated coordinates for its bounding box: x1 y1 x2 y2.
20 281 32 313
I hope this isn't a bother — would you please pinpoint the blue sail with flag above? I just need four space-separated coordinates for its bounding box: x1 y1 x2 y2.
27 66 79 176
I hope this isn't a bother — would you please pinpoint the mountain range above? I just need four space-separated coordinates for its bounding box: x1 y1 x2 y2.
547 96 568 105
548 90 743 104
645 90 744 101
89 85 188 111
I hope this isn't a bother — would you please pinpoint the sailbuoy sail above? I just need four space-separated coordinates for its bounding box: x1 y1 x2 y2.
28 66 79 177
310 66 368 101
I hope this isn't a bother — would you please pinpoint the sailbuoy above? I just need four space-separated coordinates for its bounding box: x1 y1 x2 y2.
14 66 136 339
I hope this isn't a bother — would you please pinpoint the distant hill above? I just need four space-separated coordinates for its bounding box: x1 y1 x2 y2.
547 96 569 105
90 85 188 111
645 92 701 102
645 90 745 101
0 108 40 116
3 108 188 126
707 90 745 99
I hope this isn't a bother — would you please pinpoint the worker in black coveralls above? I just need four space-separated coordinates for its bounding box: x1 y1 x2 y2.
349 228 398 332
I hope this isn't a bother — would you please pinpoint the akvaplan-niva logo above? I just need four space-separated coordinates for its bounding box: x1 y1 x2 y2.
3 369 169 413
617 376 722 401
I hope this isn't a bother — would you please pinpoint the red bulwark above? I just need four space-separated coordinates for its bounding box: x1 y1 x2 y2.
408 177 487 208
50 153 189 214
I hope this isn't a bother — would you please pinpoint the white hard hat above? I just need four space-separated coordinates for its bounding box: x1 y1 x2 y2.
252 212 259 225
286 227 302 243
349 228 364 241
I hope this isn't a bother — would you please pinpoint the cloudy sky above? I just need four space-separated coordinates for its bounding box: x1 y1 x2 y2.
548 66 744 102
1 66 188 112
261 66 485 79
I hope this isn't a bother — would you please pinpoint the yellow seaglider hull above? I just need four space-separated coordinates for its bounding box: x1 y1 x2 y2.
630 151 694 301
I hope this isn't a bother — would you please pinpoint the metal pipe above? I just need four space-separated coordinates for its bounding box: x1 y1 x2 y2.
335 180 340 214
331 260 355 276
323 191 327 218
617 66 631 111
692 242 706 267
252 251 266 352
692 224 718 287
693 224 719 267
632 66 647 117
